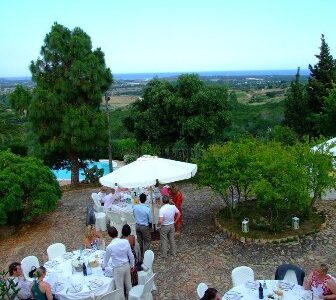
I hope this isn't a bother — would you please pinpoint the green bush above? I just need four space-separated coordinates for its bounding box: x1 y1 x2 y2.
0 151 62 225
196 138 335 232
111 138 138 160
124 154 138 165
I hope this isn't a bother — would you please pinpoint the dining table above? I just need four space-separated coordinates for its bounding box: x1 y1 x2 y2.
44 249 115 300
222 280 316 300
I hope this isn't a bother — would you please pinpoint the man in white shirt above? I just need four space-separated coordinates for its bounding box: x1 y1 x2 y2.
103 188 120 210
102 226 135 299
8 262 32 300
158 195 181 258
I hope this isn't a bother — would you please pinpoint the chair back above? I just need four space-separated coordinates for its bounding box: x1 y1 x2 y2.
122 212 136 224
47 243 66 260
275 264 305 285
97 289 123 300
197 282 208 298
231 266 254 287
142 273 156 295
92 193 104 212
143 250 155 270
21 256 39 281
107 212 124 225
284 270 298 285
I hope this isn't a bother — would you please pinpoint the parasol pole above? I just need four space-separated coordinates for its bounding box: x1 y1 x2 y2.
150 185 156 232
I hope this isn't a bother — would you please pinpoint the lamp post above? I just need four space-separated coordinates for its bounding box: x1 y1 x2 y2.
105 94 113 172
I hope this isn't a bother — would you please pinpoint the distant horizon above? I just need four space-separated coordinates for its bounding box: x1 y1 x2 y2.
1 1 335 77
1 69 310 81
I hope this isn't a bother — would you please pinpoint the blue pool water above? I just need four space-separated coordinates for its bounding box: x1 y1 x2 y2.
52 160 117 180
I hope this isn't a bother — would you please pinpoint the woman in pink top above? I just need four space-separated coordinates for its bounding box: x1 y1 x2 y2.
304 264 336 299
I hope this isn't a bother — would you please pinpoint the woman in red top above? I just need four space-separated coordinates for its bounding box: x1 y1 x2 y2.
169 185 183 233
304 264 336 299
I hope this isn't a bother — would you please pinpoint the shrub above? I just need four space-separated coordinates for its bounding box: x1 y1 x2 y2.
0 151 62 225
0 270 19 300
124 154 137 165
111 138 138 160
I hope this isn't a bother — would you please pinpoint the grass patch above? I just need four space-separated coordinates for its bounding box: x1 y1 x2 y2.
217 200 325 240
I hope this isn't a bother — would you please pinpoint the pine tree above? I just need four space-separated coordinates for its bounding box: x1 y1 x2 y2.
307 34 336 135
284 67 309 136
29 23 112 185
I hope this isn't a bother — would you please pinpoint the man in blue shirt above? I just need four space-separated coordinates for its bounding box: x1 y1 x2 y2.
133 193 151 260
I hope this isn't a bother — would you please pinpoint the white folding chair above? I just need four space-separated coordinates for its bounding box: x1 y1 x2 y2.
106 211 125 233
95 212 107 231
284 270 299 285
21 256 40 282
96 289 123 300
231 266 254 287
138 250 155 289
92 192 104 213
197 282 208 299
129 273 156 300
47 243 66 260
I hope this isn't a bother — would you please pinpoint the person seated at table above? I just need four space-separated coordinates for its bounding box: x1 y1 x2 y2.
31 266 53 300
304 263 336 299
84 225 102 250
103 188 120 210
200 288 221 300
8 262 33 300
97 187 107 204
121 224 139 286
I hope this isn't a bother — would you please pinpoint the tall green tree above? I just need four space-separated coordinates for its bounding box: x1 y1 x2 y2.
283 67 309 136
307 34 336 136
8 85 32 118
29 23 112 185
322 86 336 136
124 74 230 159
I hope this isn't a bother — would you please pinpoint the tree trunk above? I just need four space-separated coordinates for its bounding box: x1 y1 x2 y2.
70 155 80 186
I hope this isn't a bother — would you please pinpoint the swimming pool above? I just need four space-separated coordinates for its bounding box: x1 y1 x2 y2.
52 160 118 180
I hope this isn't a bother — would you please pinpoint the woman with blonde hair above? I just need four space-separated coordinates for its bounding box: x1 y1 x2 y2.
84 225 102 250
31 266 53 300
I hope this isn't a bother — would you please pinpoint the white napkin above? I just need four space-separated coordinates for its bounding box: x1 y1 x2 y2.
224 291 243 300
88 277 104 288
53 282 65 293
68 283 83 293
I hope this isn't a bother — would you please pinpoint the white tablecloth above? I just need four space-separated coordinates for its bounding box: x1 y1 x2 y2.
108 203 160 225
222 280 315 300
44 250 115 300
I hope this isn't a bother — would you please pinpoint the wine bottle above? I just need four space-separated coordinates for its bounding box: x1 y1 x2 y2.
258 282 263 299
83 262 87 276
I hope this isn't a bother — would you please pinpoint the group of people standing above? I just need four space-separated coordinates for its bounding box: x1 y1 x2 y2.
100 184 183 299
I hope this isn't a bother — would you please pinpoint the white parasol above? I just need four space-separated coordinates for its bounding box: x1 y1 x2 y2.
99 155 197 188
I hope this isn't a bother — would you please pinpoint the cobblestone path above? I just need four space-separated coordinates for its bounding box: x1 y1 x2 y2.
1 183 336 300
152 184 336 299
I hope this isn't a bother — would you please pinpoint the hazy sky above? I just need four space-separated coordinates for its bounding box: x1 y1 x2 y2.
1 0 336 77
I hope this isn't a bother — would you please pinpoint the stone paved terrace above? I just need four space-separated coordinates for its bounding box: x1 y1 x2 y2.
1 183 336 299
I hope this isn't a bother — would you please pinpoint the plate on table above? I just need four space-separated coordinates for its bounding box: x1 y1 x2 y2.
63 252 75 260
45 260 61 268
278 280 294 290
88 277 104 289
52 282 65 293
245 280 258 290
68 283 83 293
83 249 95 256
224 291 243 300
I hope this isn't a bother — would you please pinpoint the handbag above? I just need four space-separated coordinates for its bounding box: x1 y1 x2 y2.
28 266 37 278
